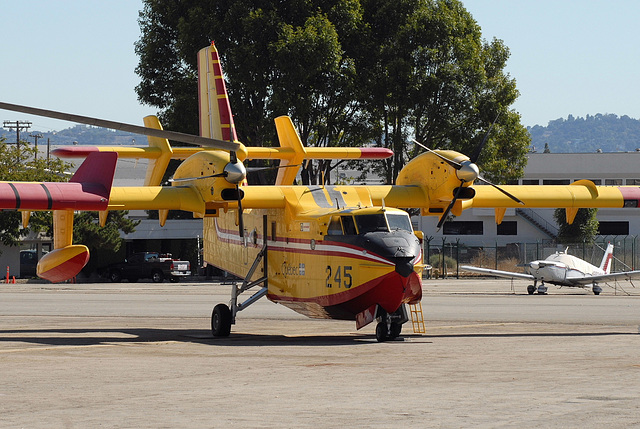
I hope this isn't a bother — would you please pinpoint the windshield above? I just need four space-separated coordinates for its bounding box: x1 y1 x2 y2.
355 214 388 234
386 213 413 232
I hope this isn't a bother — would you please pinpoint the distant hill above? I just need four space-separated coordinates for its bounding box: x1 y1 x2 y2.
3 113 640 154
0 124 138 146
528 114 640 153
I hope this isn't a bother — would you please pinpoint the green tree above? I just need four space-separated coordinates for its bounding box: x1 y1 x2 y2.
72 211 139 273
135 0 529 185
553 208 599 244
0 139 72 250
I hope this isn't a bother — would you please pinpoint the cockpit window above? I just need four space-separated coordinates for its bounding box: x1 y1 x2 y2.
342 216 357 235
355 214 388 234
327 217 343 235
386 213 413 232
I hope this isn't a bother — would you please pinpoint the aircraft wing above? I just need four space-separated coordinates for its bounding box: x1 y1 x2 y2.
568 270 640 285
459 265 535 281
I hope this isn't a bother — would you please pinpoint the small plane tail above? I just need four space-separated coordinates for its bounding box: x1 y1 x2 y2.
599 242 614 273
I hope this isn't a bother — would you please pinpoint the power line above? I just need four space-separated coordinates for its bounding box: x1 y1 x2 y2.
3 120 32 158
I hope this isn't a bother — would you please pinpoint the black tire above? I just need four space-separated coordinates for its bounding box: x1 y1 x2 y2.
211 304 232 337
375 322 388 342
170 276 180 283
527 285 536 295
109 270 122 283
389 322 402 339
151 270 164 283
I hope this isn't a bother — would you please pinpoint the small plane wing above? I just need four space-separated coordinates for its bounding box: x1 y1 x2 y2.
568 270 640 285
459 265 535 281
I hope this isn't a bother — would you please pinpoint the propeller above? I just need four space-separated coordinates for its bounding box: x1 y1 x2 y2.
412 117 524 230
0 101 240 152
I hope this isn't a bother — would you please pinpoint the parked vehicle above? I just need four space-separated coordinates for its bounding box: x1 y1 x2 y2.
105 252 191 283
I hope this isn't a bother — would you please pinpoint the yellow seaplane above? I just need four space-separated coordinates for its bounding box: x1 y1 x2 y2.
2 43 640 341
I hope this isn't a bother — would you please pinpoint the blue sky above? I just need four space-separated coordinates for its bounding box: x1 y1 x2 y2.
1 0 639 132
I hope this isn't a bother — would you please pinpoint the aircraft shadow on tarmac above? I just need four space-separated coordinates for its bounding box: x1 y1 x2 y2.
0 328 387 347
0 328 635 348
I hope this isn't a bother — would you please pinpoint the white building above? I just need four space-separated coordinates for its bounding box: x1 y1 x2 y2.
417 151 640 247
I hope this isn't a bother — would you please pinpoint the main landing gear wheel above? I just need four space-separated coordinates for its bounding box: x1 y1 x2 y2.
527 285 536 295
375 322 389 342
375 321 403 342
211 303 232 337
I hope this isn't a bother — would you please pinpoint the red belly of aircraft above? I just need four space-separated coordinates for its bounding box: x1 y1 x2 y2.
268 269 422 321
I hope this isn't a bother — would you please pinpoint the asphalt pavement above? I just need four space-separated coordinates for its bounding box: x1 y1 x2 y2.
1 278 639 428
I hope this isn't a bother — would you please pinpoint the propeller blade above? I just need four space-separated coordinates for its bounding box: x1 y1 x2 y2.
469 112 501 164
168 172 227 183
437 182 464 229
411 139 462 170
236 184 244 239
476 175 525 205
0 101 240 151
245 164 300 173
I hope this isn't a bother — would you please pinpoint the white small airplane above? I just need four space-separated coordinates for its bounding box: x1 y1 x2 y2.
461 243 640 295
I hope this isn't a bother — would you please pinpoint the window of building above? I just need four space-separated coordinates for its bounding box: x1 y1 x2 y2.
542 179 570 185
627 179 640 185
521 179 539 185
443 221 483 235
574 179 601 185
605 179 623 186
598 221 629 235
497 221 518 235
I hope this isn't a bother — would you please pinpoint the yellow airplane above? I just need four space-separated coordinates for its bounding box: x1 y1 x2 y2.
2 43 639 341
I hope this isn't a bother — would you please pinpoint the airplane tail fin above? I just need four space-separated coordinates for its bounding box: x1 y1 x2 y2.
142 116 173 186
599 242 614 273
198 42 238 143
69 152 118 197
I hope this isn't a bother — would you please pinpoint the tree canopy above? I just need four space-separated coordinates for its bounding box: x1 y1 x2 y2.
135 0 530 185
553 208 599 244
0 139 72 249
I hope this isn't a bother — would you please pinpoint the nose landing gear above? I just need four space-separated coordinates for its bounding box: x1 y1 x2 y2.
375 305 408 342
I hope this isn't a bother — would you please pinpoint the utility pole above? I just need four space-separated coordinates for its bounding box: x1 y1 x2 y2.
29 133 43 160
3 120 32 159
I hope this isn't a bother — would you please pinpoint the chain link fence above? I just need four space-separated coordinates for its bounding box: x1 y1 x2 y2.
423 236 638 278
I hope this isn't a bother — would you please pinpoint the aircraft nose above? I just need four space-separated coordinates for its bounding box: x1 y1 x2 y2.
395 257 415 278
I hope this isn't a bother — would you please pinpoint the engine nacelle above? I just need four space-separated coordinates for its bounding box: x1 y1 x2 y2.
172 151 239 203
396 150 475 215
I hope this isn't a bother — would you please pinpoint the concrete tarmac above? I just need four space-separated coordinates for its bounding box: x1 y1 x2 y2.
1 278 639 428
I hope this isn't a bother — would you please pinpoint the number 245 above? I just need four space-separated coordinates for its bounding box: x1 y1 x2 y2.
326 265 352 288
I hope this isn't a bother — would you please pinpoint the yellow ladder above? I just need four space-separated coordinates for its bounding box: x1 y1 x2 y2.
409 302 426 334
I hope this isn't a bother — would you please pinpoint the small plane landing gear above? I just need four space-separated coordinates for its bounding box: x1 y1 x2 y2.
527 284 536 295
537 283 548 294
375 305 408 342
593 285 602 295
211 303 232 337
